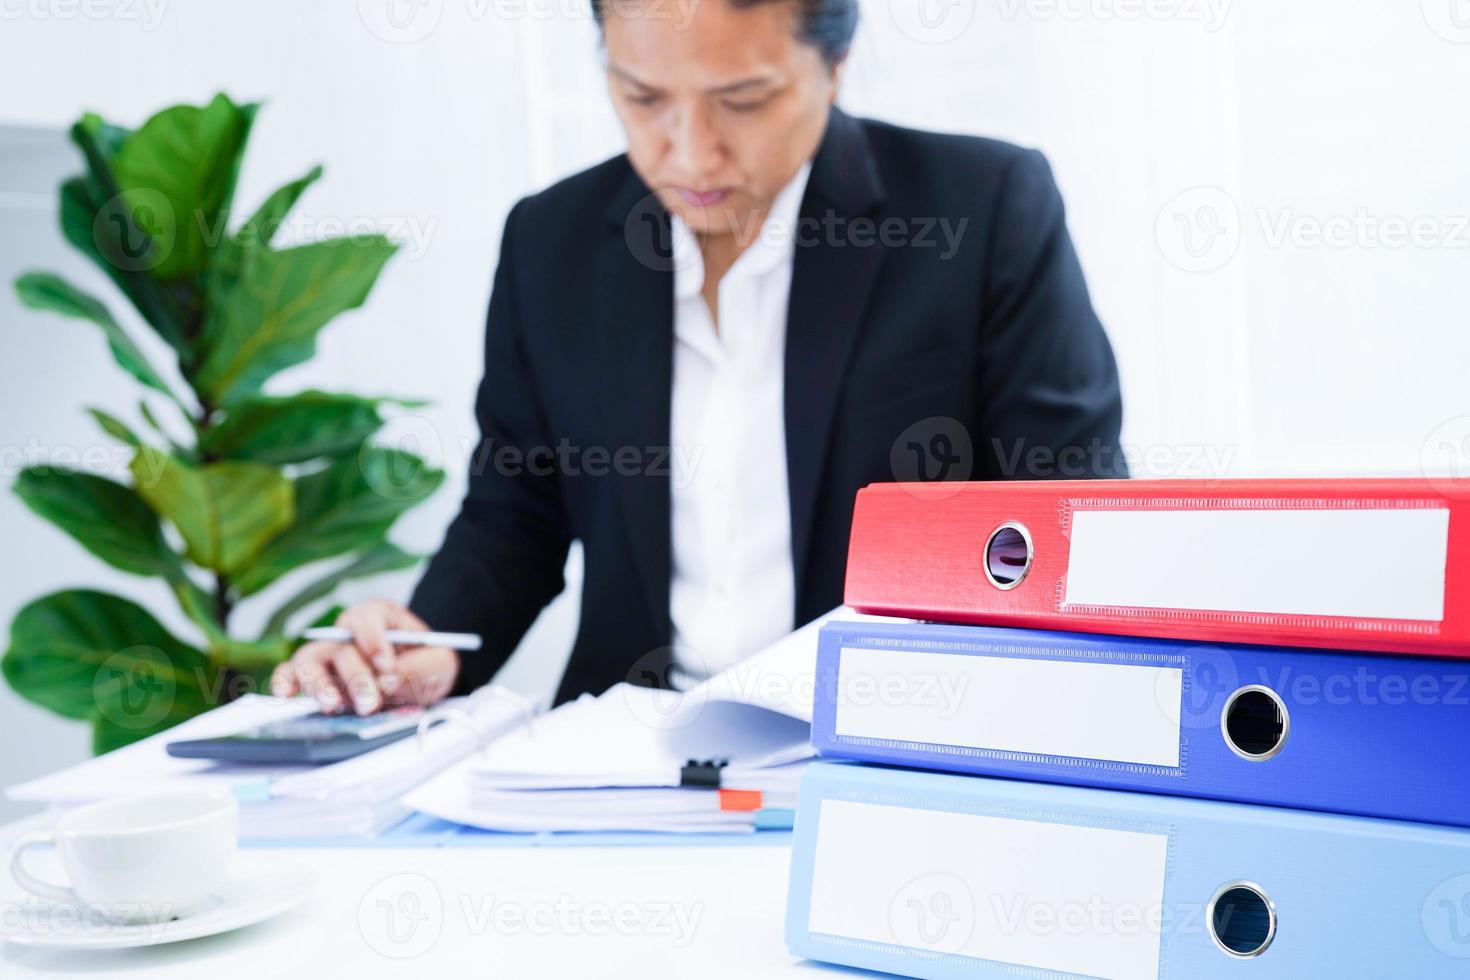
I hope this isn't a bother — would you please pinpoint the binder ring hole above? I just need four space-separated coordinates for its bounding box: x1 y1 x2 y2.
1221 686 1289 761
1207 881 1276 958
983 522 1033 590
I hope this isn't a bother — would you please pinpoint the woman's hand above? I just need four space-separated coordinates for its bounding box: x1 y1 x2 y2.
269 600 461 715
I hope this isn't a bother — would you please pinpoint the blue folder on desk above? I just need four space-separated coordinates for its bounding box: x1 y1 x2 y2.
786 761 1470 979
812 620 1470 826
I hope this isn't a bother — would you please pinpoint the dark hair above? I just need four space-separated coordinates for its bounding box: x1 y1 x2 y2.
591 0 859 66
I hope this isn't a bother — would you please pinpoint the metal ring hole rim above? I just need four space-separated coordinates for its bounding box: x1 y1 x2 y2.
1206 880 1277 959
983 521 1034 591
1220 684 1291 762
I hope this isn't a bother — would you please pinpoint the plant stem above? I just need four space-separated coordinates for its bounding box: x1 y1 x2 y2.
195 398 219 463
214 572 234 630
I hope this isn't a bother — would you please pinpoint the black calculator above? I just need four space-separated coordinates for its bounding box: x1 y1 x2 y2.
165 707 426 764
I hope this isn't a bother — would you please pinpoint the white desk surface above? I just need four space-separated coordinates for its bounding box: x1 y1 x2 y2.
0 818 838 979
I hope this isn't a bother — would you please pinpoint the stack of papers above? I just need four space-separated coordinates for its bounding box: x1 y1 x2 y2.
406 608 904 833
458 764 808 834
8 693 528 840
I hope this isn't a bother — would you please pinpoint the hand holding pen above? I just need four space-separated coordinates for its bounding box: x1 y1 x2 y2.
270 600 477 715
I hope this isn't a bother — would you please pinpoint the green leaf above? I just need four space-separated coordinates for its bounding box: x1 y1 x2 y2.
169 575 228 649
262 542 420 638
198 390 386 464
234 165 323 249
90 691 206 754
15 461 223 645
90 657 215 754
310 605 345 629
210 635 292 671
76 112 132 159
195 236 397 405
139 399 165 434
236 447 442 596
135 399 198 460
2 590 208 739
13 467 181 578
130 447 294 574
14 273 181 403
91 668 212 754
87 407 142 447
110 94 256 281
63 132 190 352
12 466 223 645
203 158 313 310
213 100 259 243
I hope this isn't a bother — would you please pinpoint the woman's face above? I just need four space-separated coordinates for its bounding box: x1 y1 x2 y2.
603 0 840 237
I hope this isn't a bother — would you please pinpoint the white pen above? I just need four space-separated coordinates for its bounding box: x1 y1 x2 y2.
300 627 483 651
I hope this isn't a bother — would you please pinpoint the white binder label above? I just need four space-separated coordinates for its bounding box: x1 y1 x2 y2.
1065 507 1450 621
807 799 1169 980
835 647 1183 768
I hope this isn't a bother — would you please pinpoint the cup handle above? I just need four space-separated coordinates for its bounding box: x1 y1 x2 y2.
9 830 76 904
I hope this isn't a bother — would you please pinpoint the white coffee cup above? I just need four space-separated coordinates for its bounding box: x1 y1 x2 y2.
8 790 238 923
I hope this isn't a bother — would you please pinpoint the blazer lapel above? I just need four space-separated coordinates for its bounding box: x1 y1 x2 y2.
785 108 888 600
597 173 675 644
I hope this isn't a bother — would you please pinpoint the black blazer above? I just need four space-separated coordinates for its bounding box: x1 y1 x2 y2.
411 108 1125 703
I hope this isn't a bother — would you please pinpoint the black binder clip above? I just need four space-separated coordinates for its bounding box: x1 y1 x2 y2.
679 759 728 788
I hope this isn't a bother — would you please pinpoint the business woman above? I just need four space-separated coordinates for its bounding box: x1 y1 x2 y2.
271 0 1125 715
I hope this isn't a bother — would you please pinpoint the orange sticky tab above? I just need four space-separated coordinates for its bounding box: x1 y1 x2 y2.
718 789 763 812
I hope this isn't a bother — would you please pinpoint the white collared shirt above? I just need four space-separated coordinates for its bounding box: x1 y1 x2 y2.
666 162 813 685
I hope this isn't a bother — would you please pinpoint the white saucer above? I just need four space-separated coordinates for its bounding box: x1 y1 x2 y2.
1 855 315 950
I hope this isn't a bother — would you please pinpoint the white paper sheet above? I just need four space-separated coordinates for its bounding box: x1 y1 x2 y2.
402 770 758 834
458 607 900 790
406 608 899 831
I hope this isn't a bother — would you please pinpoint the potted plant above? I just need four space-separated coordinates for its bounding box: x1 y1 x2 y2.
5 93 442 753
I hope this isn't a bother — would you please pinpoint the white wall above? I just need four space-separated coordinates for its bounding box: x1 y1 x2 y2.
1 126 112 816
2 0 1468 812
